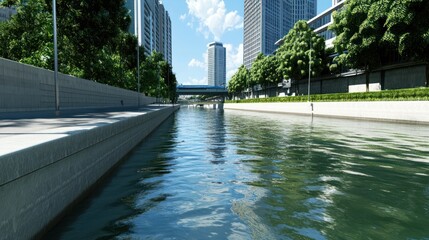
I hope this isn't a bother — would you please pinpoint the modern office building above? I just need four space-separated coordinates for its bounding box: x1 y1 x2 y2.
308 0 345 48
125 0 172 64
207 42 226 87
243 0 317 69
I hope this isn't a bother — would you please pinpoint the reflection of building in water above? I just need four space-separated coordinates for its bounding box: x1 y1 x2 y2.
0 7 16 22
207 110 226 164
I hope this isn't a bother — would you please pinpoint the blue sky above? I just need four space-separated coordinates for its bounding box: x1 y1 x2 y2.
162 0 332 85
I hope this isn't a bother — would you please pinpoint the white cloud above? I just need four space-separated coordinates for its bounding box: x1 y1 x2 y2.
185 0 243 40
182 77 208 85
188 52 208 70
188 58 205 69
224 43 243 80
180 13 187 21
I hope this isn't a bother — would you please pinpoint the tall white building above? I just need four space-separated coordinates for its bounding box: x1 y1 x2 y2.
208 42 226 87
125 0 172 64
244 0 317 69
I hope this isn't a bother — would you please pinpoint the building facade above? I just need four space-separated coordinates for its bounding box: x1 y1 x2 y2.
125 0 172 64
208 42 226 87
243 0 317 69
0 7 16 22
308 0 345 48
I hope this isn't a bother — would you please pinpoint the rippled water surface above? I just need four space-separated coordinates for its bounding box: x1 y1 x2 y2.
46 107 429 239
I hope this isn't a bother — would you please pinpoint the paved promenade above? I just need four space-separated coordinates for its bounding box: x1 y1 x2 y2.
0 104 179 240
224 101 429 124
0 106 170 157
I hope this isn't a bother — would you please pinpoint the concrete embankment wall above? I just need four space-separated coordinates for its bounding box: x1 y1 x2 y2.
0 105 179 240
224 101 429 124
243 63 428 98
0 57 155 112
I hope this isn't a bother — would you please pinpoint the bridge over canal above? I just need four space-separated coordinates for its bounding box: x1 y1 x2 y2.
176 85 228 97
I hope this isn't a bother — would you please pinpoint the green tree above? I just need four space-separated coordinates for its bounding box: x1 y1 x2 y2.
249 53 265 91
384 0 429 87
140 51 176 101
159 59 177 102
260 55 282 91
55 0 131 82
276 20 325 94
0 0 53 67
329 0 429 90
331 0 387 91
228 65 248 98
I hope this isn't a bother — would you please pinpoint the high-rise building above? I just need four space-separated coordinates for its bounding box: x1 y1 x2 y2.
308 0 345 48
125 0 172 64
207 42 226 87
243 0 317 69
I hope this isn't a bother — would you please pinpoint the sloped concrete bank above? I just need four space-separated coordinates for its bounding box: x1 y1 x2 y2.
0 105 179 240
224 101 429 124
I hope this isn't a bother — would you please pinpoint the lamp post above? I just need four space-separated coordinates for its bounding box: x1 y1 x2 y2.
308 39 311 102
52 0 59 112
136 0 141 109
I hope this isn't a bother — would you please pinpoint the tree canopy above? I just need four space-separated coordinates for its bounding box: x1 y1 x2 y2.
228 65 248 95
0 0 177 100
276 20 325 81
330 0 429 70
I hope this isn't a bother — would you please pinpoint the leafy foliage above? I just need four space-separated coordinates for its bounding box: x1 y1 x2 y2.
0 0 176 99
249 53 282 89
140 51 176 102
276 20 326 81
228 65 249 95
330 0 429 69
226 87 429 103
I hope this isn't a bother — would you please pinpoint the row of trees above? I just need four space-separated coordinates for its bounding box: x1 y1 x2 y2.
229 0 429 97
0 0 177 102
229 21 327 97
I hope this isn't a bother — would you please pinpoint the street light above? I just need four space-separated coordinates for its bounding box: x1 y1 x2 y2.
308 39 311 102
136 0 140 109
52 0 59 112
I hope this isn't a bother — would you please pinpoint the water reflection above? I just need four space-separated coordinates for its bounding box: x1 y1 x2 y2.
46 108 429 240
225 110 429 239
207 109 227 163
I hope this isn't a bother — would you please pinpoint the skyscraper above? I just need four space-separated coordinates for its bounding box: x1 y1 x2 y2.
243 0 317 69
125 0 172 64
207 42 226 87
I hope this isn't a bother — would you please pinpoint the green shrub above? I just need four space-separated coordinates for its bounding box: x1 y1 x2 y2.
225 87 429 103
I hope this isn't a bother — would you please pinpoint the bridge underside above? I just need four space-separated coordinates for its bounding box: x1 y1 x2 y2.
176 85 228 96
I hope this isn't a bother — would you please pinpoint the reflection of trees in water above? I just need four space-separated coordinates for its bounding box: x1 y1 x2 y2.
226 112 429 239
46 115 179 239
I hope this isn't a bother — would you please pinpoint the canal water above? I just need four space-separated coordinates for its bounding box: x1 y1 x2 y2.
46 107 429 239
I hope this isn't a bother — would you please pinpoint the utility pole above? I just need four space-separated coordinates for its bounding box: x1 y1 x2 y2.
136 0 141 109
53 0 59 113
308 39 311 102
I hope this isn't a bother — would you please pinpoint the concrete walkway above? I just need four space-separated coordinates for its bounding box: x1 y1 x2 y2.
0 104 179 240
0 105 171 157
224 101 429 125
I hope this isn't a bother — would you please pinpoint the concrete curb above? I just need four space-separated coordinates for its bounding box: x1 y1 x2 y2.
0 105 179 240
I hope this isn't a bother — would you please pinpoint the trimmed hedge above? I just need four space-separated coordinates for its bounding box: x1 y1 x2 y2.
226 87 429 103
